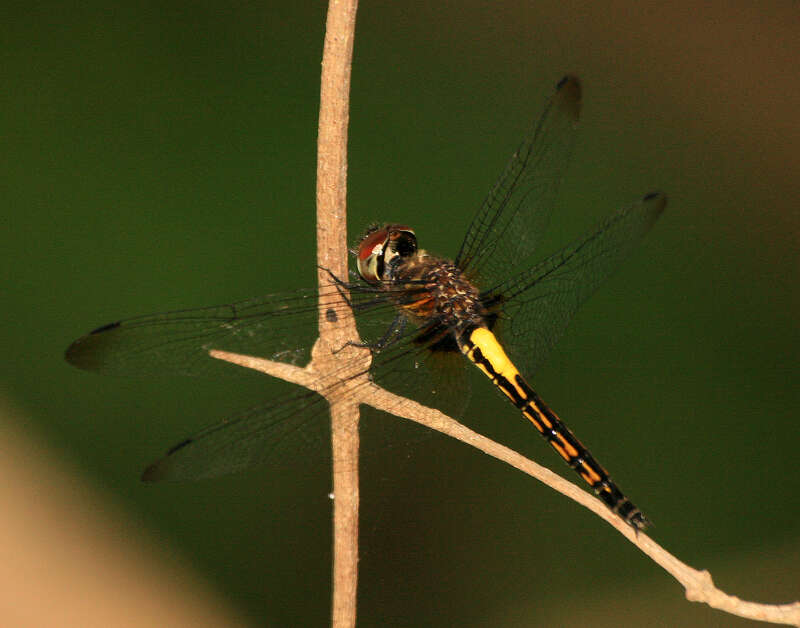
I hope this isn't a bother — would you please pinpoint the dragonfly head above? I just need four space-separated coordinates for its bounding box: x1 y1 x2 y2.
356 224 417 283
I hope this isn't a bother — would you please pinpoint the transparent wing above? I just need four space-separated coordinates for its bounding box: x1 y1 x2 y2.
142 386 333 481
140 315 470 481
65 275 475 481
454 75 581 287
65 283 402 377
486 192 667 377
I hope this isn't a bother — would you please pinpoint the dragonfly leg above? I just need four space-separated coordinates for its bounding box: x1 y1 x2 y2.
335 313 408 354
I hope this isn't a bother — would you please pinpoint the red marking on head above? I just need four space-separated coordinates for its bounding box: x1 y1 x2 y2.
357 228 389 261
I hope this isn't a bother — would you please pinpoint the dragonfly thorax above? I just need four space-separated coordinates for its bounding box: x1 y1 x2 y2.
390 252 487 332
356 224 487 331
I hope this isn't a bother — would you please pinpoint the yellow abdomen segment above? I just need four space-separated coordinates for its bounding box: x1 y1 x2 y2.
460 326 529 406
459 325 649 530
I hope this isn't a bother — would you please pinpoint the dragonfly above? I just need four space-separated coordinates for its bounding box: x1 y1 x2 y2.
66 75 665 530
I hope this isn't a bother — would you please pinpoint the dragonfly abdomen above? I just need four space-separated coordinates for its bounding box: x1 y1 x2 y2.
459 326 649 530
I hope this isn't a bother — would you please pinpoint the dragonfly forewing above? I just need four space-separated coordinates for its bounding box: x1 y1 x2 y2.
485 192 667 378
456 75 581 288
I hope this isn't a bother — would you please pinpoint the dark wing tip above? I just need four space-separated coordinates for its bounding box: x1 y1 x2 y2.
140 438 193 482
140 461 164 482
64 335 97 370
90 321 121 334
555 75 581 122
65 321 121 370
141 455 172 482
642 191 668 215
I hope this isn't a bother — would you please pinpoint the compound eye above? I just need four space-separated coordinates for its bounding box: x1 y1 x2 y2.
382 227 416 270
356 228 389 283
389 228 417 258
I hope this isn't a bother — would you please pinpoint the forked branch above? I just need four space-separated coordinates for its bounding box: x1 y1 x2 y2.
210 350 800 627
315 1 360 627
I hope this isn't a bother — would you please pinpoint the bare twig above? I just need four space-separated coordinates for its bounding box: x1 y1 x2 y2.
209 347 800 627
315 1 360 627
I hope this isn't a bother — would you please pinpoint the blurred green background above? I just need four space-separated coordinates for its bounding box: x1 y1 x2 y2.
3 1 798 626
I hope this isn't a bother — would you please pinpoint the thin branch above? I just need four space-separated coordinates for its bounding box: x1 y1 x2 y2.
210 348 800 628
315 1 360 627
